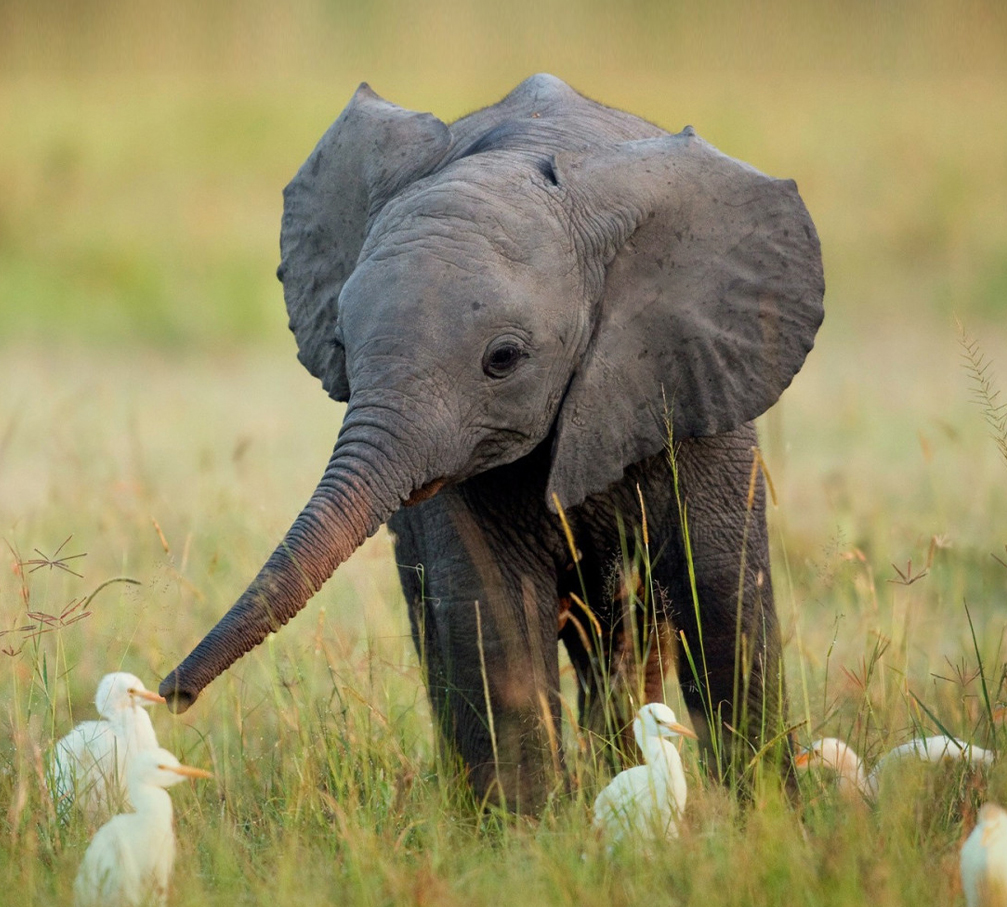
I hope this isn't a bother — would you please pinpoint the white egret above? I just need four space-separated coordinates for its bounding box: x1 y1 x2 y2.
592 703 697 848
874 735 993 773
51 673 165 821
794 737 870 797
73 747 212 907
961 802 1007 907
797 734 995 799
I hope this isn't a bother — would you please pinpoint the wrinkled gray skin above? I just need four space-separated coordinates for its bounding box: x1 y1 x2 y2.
161 74 824 811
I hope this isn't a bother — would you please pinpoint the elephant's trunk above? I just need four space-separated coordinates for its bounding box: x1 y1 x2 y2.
159 407 425 712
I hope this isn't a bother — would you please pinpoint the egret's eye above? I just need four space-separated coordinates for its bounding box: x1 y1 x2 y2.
483 338 527 378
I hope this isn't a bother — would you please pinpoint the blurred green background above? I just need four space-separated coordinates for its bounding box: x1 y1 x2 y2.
1 0 1006 703
1 0 1005 348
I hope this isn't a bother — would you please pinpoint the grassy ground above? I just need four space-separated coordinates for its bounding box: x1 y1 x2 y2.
3 3 1007 903
1 323 1005 905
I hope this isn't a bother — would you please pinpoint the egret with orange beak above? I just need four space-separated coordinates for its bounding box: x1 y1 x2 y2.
593 703 698 848
51 673 166 821
73 747 212 907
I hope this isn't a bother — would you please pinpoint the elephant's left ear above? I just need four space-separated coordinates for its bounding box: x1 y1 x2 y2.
547 129 825 510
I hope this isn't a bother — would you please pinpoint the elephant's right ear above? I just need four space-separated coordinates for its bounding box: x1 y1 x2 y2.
279 84 452 400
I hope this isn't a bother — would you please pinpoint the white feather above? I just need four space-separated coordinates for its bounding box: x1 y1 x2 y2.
961 803 1007 907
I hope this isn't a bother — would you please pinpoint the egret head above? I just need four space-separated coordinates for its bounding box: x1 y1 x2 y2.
634 703 698 747
127 748 214 791
94 673 166 717
795 737 868 794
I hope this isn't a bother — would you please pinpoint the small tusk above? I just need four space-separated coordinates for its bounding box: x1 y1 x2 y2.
404 478 447 507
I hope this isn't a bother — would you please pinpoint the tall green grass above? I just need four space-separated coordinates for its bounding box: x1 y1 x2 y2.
1 338 1005 904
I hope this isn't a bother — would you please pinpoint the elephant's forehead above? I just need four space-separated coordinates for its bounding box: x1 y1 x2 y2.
338 246 580 357
356 204 577 300
363 159 568 266
341 252 535 326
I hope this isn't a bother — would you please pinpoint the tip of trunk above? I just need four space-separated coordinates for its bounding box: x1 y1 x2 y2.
161 421 414 712
159 673 197 713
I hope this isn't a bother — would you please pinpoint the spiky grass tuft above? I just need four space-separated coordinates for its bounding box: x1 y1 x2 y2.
958 320 1007 470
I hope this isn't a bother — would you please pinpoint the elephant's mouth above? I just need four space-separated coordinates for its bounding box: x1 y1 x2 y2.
404 477 447 507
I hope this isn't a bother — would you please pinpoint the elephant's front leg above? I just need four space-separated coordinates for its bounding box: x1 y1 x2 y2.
390 486 563 813
669 425 790 783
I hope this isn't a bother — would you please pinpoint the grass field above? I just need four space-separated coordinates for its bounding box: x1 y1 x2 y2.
3 2 1007 904
2 333 1006 905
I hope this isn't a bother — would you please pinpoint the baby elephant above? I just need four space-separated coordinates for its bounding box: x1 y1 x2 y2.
161 74 824 811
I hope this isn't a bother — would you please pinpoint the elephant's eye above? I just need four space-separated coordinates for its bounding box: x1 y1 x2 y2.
483 338 527 379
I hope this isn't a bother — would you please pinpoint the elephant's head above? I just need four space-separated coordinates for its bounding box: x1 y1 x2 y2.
160 74 823 710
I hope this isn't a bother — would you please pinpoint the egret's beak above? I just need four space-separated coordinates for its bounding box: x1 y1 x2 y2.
794 750 812 768
130 688 168 705
164 764 214 780
662 720 699 740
